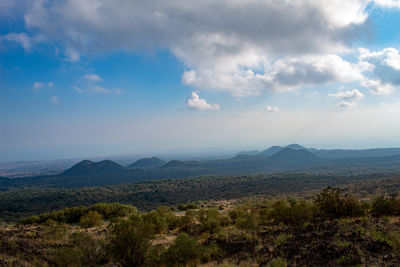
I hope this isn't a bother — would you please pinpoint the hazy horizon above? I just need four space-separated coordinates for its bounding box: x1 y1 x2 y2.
4 142 400 163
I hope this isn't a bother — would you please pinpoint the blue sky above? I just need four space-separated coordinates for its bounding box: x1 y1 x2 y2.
2 1 400 161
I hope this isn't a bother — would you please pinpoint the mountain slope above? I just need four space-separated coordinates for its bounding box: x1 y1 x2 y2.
284 144 306 150
161 160 186 168
5 145 400 190
127 157 166 169
267 148 322 165
259 146 283 156
314 148 400 159
61 160 126 176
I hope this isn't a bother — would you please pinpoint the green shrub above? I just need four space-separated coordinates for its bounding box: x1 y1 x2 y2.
274 233 293 247
268 199 313 226
162 234 201 266
201 243 221 262
369 229 400 251
108 217 152 266
80 211 104 228
20 203 138 225
30 206 86 224
336 251 360 266
269 257 287 267
53 246 82 266
230 206 258 232
89 202 138 219
54 207 87 224
147 245 166 265
179 210 197 233
315 187 364 219
341 195 365 217
71 233 107 266
53 232 107 266
177 203 199 211
43 219 67 240
371 195 400 217
155 206 180 230
20 215 40 225
142 211 168 234
229 207 247 222
197 209 226 233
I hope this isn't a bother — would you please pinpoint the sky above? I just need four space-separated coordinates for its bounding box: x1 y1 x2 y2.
2 0 400 161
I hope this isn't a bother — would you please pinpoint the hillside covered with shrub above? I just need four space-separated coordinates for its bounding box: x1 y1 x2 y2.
2 171 400 222
2 188 400 266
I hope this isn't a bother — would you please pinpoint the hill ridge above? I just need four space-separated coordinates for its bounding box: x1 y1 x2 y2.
127 157 166 169
62 159 126 176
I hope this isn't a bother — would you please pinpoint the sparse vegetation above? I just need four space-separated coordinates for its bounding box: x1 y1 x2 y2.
3 171 400 222
2 187 400 266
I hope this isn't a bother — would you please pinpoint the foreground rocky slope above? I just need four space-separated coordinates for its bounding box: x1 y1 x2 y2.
2 188 400 266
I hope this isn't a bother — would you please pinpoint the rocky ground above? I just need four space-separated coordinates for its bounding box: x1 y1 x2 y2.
1 216 400 266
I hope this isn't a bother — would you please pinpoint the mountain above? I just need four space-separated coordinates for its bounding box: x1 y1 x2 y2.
231 154 257 160
259 146 283 156
267 148 322 165
162 160 185 168
234 150 259 156
314 148 400 159
259 144 400 159
127 157 166 169
61 160 126 176
284 144 306 150
6 144 400 190
258 144 306 157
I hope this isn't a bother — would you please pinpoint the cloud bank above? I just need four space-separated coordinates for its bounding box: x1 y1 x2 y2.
2 0 400 98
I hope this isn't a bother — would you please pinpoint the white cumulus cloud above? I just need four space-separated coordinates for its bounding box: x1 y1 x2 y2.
361 79 394 95
186 92 220 111
5 1 400 97
182 54 363 97
265 105 279 113
374 0 400 8
358 47 400 94
337 101 357 108
328 89 365 100
4 0 380 96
